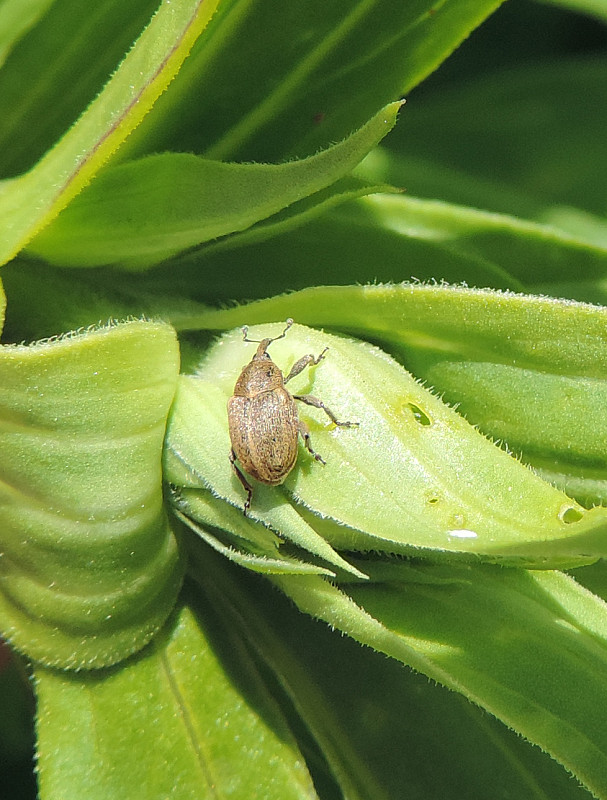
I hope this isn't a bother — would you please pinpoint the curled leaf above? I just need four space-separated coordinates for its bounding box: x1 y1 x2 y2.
0 320 183 668
165 376 365 578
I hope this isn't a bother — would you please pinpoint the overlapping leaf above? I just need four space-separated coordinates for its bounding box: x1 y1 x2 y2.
371 56 607 225
25 103 401 268
1 0 605 797
121 0 505 162
0 0 220 266
270 562 607 799
0 0 159 176
178 285 607 508
187 541 598 800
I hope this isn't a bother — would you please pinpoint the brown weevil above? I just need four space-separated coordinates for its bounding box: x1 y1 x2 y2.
228 319 358 515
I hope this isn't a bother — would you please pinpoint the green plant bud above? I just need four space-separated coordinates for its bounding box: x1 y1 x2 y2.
167 322 607 572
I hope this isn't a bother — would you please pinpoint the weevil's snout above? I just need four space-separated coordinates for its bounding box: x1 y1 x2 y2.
254 339 273 359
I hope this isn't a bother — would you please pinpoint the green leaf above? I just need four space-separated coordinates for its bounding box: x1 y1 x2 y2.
541 0 607 24
122 0 505 162
417 360 607 507
272 563 607 800
570 559 607 604
0 320 183 668
336 191 607 291
35 594 319 800
0 0 54 69
0 258 139 342
23 184 606 325
189 541 595 800
25 102 402 268
180 283 607 507
0 0 160 177
172 487 336 576
166 321 607 569
0 0 220 267
194 175 400 262
378 56 607 220
165 375 365 578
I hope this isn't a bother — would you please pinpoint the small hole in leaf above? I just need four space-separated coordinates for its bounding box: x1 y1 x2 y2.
406 403 432 426
559 505 584 524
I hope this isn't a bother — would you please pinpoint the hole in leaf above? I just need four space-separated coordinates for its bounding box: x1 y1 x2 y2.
559 505 584 524
406 403 432 426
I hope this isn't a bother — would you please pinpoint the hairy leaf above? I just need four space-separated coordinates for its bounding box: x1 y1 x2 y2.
166 321 607 569
0 0 220 266
26 103 402 268
189 540 596 800
271 563 607 800
0 0 159 176
35 595 319 800
0 320 182 668
179 284 607 506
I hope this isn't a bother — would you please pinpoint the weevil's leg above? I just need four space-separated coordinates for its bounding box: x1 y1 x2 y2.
230 449 253 515
294 394 359 427
284 347 329 384
298 419 326 465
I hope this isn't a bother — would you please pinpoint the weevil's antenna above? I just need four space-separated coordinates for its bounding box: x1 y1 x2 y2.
242 318 293 344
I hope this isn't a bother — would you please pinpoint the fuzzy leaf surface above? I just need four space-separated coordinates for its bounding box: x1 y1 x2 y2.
182 284 607 507
271 563 607 800
0 0 220 266
0 321 182 668
26 103 402 268
35 596 318 800
166 321 607 569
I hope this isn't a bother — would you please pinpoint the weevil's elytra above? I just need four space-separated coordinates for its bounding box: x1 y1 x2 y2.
227 319 358 515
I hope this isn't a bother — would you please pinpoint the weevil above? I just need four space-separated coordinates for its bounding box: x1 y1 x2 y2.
228 319 358 515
